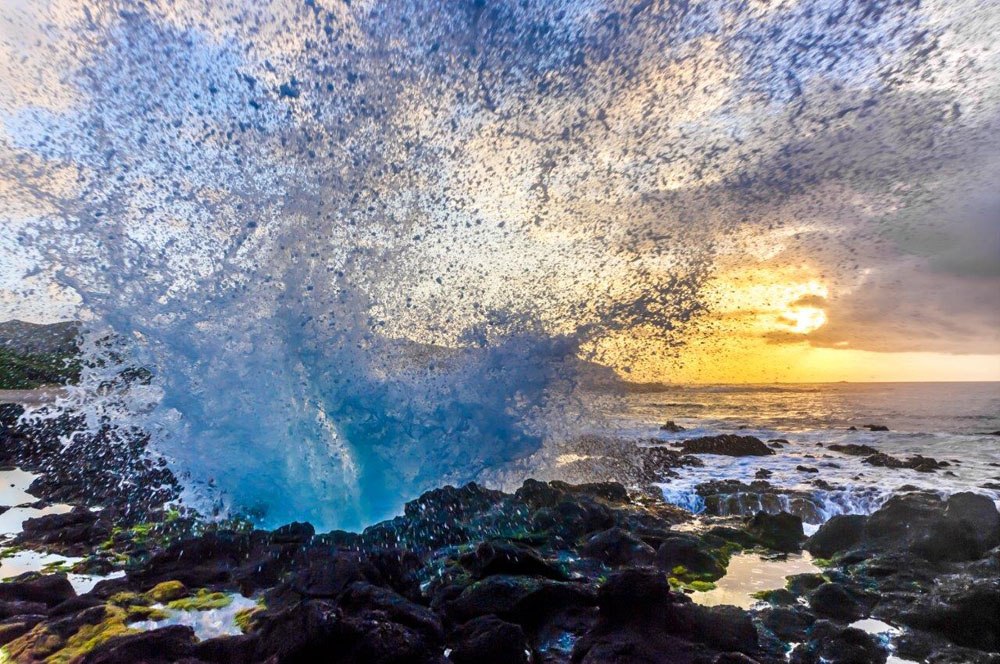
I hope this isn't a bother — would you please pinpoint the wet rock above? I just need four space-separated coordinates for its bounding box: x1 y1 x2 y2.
460 541 568 581
443 575 596 627
404 482 504 522
660 421 686 433
680 435 774 457
705 526 759 549
806 515 867 559
864 491 1000 562
865 424 889 432
754 469 772 479
656 534 726 578
789 620 887 664
0 614 45 647
579 527 657 567
285 550 378 600
808 583 864 621
746 511 804 553
448 615 532 664
15 507 110 555
900 581 1000 652
270 521 315 545
254 595 440 663
530 496 615 541
759 605 815 641
826 444 878 456
571 569 761 663
338 581 444 643
786 573 826 596
192 633 260 663
0 573 75 607
796 465 818 473
83 625 197 664
0 600 47 620
863 452 947 472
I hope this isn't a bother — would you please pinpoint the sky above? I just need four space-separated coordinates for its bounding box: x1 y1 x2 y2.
1 0 999 384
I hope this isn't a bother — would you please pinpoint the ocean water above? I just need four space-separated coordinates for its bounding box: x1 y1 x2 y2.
581 382 1000 522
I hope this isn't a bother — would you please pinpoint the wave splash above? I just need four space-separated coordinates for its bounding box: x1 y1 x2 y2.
5 1 942 528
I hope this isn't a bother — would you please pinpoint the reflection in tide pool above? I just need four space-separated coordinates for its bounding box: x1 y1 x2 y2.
0 549 124 594
691 551 820 610
131 594 259 641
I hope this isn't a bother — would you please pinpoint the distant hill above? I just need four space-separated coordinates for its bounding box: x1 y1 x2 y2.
0 320 80 356
0 320 81 389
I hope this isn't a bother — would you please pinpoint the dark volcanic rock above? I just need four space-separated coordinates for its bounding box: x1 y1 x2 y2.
660 421 686 433
827 444 878 456
746 511 804 552
808 583 864 621
460 541 568 581
448 615 532 664
865 424 889 432
759 605 816 642
270 521 315 545
863 491 1000 561
806 515 866 559
579 527 657 567
83 625 197 664
0 573 75 607
443 575 597 628
789 621 887 664
863 452 947 473
680 435 774 457
15 507 110 555
899 581 1000 652
571 569 762 663
656 534 726 578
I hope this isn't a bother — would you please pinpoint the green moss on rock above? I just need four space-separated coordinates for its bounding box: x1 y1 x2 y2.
145 580 188 603
166 589 232 611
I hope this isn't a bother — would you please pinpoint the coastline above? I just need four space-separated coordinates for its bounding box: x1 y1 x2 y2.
1 404 998 663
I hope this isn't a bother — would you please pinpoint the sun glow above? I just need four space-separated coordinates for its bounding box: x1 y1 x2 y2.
781 306 827 334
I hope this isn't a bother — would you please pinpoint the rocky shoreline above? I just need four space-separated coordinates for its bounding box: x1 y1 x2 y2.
1 408 998 663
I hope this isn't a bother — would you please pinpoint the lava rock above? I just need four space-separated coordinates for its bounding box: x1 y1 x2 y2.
270 521 315 545
746 511 804 553
759 605 816 641
806 515 867 559
789 620 887 664
863 452 947 473
826 444 878 456
680 435 775 457
808 583 864 621
864 491 1000 562
15 507 110 555
900 582 1000 652
865 425 890 432
460 541 568 581
660 421 686 433
656 534 726 578
0 573 75 607
448 615 532 664
82 625 197 664
579 527 657 567
443 575 596 627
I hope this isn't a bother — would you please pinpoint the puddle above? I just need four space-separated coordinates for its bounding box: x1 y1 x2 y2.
130 593 259 640
0 468 74 539
0 548 124 594
0 504 74 538
0 469 42 506
690 551 821 609
850 618 900 635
